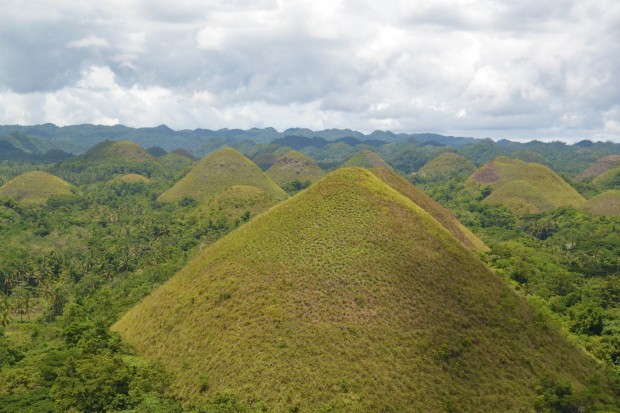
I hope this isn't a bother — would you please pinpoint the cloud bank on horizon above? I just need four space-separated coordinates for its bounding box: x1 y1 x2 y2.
1 0 619 142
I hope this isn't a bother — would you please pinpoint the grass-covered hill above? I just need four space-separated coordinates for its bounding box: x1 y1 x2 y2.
471 156 585 214
157 152 194 177
158 147 287 203
0 171 73 204
415 152 476 183
593 167 620 190
582 190 620 216
341 150 392 169
576 154 620 181
372 168 488 252
109 173 151 184
54 140 164 184
265 150 325 186
113 167 601 412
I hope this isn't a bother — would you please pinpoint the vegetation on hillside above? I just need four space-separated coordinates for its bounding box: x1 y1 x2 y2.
471 156 585 214
158 147 287 204
0 171 74 204
114 168 612 412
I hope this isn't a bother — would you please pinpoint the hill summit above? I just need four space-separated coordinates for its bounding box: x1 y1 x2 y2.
265 150 325 186
0 171 73 204
471 156 585 214
342 150 392 169
114 167 597 412
55 140 164 183
158 147 287 203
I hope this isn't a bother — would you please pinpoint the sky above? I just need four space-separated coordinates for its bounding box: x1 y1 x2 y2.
1 0 619 143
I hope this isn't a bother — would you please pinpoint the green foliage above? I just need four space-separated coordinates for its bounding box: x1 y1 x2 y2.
0 171 74 204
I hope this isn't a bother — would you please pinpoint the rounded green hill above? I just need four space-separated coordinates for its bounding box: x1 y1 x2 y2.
471 156 585 214
265 150 325 186
114 168 598 412
158 147 287 203
342 150 392 169
0 171 73 204
582 190 620 216
416 152 475 182
55 140 164 183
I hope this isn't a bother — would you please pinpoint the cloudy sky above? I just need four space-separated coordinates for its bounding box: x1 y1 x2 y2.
1 0 619 142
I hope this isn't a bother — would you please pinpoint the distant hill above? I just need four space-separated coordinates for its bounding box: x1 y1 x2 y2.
158 147 287 203
171 148 199 161
0 171 73 204
265 150 325 186
342 150 393 169
157 152 194 177
576 154 620 181
583 190 620 216
109 174 151 184
54 140 164 184
271 135 387 150
592 166 620 190
471 156 585 214
415 152 476 182
114 167 600 411
0 131 72 162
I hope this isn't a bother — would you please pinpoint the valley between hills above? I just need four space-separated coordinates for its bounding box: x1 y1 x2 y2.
0 126 618 412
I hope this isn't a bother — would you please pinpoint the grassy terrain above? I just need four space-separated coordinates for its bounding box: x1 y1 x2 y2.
110 173 151 184
0 171 73 204
341 150 393 169
582 190 620 216
265 150 325 186
576 154 620 181
114 167 602 412
471 156 585 214
53 140 165 184
593 166 620 190
185 185 283 225
371 168 488 252
414 152 475 183
158 147 287 203
157 152 194 178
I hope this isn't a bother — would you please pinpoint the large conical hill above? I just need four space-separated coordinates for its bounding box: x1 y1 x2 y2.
265 150 325 186
158 147 287 203
0 171 74 204
371 168 488 252
341 150 392 169
55 140 164 183
114 167 599 412
470 156 585 214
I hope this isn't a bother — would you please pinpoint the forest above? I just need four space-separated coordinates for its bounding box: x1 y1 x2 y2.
0 126 618 412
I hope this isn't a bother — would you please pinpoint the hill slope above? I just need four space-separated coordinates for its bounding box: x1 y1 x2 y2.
265 150 325 186
371 168 488 252
471 156 585 214
0 171 73 204
158 147 287 203
583 190 620 216
341 150 392 169
576 154 620 181
114 168 598 412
